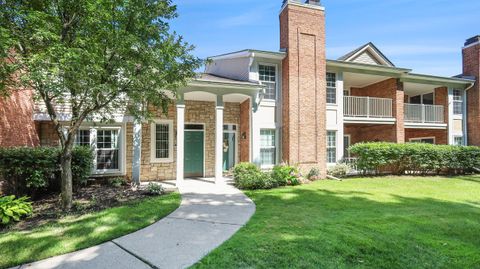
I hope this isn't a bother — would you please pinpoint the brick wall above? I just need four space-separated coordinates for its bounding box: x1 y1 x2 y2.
350 78 405 143
435 87 449 124
280 2 327 176
0 89 39 147
239 99 250 162
463 41 480 145
126 101 241 181
37 121 60 146
405 129 448 144
344 124 396 144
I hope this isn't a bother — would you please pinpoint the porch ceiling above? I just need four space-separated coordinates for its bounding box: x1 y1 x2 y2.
344 72 390 89
404 82 438 96
184 91 249 103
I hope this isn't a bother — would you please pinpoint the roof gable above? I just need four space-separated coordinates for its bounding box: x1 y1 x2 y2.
338 43 395 67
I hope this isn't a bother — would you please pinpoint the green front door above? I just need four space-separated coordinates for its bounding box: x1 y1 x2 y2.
184 130 204 177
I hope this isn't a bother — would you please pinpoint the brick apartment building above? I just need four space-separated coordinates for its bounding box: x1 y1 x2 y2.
0 0 478 184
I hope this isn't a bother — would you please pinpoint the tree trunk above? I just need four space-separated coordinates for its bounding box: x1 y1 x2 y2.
60 143 74 210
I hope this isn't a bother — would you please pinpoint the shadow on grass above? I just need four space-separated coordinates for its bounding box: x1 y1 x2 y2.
0 193 181 269
194 185 480 269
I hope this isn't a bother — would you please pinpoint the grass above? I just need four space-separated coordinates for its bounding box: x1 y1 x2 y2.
0 192 181 269
193 176 480 269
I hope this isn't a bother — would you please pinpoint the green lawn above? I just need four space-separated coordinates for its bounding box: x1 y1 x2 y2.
0 192 181 269
193 176 480 269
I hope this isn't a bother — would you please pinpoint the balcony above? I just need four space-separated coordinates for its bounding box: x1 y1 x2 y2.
343 96 395 124
404 104 444 124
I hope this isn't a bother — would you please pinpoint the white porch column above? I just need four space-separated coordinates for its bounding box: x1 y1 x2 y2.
176 103 185 186
132 120 142 185
215 96 224 184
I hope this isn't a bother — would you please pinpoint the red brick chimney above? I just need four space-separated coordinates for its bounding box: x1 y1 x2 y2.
463 35 480 145
280 0 326 175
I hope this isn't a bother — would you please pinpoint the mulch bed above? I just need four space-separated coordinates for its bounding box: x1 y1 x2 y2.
2 184 156 232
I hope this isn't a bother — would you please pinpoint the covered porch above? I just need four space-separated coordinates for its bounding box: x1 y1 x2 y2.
130 74 264 186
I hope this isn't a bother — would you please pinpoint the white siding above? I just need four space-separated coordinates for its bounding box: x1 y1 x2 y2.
351 51 381 65
205 57 251 81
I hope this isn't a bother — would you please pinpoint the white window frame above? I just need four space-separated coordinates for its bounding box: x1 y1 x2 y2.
73 125 125 176
453 89 463 115
409 137 436 144
258 63 278 101
327 131 337 164
260 128 277 169
343 134 351 159
150 119 174 163
326 72 337 105
453 135 464 146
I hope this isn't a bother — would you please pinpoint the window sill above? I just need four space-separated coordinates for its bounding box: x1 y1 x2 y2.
150 158 174 164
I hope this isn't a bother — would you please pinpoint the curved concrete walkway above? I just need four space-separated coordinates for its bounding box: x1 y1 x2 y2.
12 178 255 269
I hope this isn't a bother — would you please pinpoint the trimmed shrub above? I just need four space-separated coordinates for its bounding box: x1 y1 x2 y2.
233 163 272 190
307 167 321 180
146 182 165 195
271 164 301 186
108 177 127 188
328 163 351 178
0 147 94 197
349 142 480 175
0 196 33 226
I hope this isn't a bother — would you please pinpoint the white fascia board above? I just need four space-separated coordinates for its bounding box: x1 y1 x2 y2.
343 117 396 125
404 123 448 130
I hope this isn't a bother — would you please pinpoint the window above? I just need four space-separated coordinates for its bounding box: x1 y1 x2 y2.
454 136 464 146
410 137 435 144
151 120 173 162
326 73 336 104
75 130 90 147
96 130 120 170
327 131 337 163
260 129 276 167
453 89 463 115
259 65 277 100
409 93 434 105
343 135 351 158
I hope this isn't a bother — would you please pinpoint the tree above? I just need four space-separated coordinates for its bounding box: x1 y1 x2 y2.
0 0 201 209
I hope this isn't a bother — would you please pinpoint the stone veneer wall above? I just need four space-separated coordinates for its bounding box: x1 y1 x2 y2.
239 100 250 162
126 101 241 181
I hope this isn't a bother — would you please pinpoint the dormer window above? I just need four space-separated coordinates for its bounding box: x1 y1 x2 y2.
259 64 277 100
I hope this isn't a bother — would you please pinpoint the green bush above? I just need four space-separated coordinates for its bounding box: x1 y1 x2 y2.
233 163 275 190
349 142 480 175
0 147 94 197
146 182 165 195
327 163 351 178
271 164 301 186
307 167 321 180
108 177 127 188
0 196 33 226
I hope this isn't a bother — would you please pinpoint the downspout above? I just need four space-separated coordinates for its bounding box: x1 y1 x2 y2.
464 82 475 146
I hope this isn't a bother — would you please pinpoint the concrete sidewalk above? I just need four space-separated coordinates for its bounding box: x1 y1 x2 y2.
13 178 255 269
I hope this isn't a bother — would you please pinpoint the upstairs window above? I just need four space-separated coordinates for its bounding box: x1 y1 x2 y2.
326 73 337 104
453 90 463 115
259 65 277 100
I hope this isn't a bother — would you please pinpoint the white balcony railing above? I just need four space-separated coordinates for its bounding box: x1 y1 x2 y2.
404 104 444 124
344 96 393 118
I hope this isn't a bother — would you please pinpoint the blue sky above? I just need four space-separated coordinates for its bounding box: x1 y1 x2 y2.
171 0 480 77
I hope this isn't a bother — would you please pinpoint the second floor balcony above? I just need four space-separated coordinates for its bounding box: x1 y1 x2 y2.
404 103 445 124
344 96 393 119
